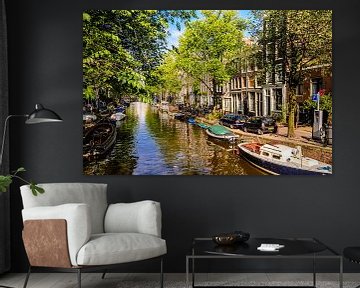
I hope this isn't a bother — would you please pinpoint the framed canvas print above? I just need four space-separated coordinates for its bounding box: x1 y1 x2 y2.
82 10 332 176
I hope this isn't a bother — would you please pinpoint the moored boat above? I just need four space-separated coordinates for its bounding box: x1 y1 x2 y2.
98 109 111 119
238 142 332 175
83 121 117 161
205 125 239 141
83 113 97 122
197 122 210 129
110 112 126 121
173 112 186 120
114 106 126 113
187 117 196 124
160 101 169 113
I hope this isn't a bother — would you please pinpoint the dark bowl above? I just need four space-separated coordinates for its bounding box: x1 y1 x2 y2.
212 231 250 246
212 234 238 245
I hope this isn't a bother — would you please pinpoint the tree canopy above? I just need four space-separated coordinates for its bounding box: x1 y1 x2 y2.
83 10 195 103
175 10 247 108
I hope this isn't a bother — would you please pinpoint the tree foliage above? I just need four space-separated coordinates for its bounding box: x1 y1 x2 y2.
303 94 332 114
176 10 247 108
83 10 196 102
155 51 182 97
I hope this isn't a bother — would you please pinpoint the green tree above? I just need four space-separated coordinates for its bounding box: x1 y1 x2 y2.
155 51 183 101
176 10 246 109
83 10 196 103
253 10 332 137
83 11 145 102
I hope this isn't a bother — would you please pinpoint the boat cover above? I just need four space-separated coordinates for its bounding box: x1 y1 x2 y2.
208 125 232 135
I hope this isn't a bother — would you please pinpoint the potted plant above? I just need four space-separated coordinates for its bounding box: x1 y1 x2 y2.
0 167 44 196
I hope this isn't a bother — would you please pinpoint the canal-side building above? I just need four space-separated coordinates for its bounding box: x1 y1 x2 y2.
226 58 264 116
190 35 332 119
260 37 287 119
225 39 332 120
224 38 267 117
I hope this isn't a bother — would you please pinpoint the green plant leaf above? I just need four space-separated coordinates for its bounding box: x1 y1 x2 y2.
15 167 26 173
0 175 13 192
30 182 44 196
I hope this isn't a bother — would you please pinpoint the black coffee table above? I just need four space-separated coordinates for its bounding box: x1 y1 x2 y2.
186 237 342 288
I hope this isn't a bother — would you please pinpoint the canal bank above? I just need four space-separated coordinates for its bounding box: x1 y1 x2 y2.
196 117 332 165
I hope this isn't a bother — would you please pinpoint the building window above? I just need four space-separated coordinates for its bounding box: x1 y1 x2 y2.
266 43 274 62
297 83 304 95
249 76 255 88
237 93 242 112
266 71 271 83
255 75 262 88
249 92 256 112
224 98 231 112
257 92 263 116
311 78 323 95
242 77 246 88
249 60 255 72
274 64 283 83
275 89 282 111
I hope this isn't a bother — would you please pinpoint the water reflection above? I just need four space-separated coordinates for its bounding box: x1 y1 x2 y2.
83 102 263 175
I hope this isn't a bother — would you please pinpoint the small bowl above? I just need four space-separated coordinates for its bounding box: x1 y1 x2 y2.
212 234 237 245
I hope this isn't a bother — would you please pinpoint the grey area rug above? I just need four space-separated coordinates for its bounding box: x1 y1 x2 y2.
114 280 355 288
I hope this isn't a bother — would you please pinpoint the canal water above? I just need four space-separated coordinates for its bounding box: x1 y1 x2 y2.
83 102 264 175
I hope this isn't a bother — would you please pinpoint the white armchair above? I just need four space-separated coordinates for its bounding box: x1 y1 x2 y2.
20 183 166 288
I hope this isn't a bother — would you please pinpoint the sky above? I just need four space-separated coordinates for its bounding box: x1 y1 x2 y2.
166 10 252 49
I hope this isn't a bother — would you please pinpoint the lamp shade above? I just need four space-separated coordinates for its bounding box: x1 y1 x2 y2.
25 104 63 124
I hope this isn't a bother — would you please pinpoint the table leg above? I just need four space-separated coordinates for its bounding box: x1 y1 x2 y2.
339 256 343 288
192 257 195 288
313 254 316 287
186 257 189 288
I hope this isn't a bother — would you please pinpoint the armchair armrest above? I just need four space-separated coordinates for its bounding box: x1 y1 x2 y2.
22 203 91 266
104 200 162 237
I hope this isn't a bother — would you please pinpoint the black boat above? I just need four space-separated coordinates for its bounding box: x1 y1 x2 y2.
83 121 117 161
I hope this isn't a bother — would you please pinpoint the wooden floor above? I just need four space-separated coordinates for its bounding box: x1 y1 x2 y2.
0 273 359 288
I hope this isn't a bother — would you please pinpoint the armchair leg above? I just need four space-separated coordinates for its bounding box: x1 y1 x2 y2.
77 268 81 288
160 257 164 288
23 266 31 288
101 270 107 279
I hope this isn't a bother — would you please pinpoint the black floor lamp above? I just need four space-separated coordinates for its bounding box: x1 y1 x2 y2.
0 103 63 167
0 103 62 288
